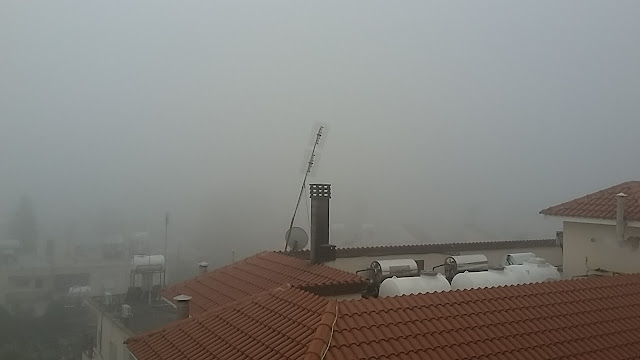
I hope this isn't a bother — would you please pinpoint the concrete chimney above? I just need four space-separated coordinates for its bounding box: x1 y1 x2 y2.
198 262 209 274
309 184 335 264
616 192 627 243
173 294 192 320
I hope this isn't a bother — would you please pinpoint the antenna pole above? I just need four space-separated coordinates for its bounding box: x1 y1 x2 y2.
164 211 169 287
284 126 324 252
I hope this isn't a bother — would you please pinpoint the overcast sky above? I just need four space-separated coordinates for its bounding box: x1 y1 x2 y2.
2 1 640 264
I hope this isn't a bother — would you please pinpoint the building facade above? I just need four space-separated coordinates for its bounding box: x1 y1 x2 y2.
541 180 640 278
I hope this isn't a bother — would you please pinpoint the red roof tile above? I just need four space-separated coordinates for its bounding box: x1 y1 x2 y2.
127 286 329 360
540 180 640 221
162 251 366 315
131 275 640 360
305 274 640 360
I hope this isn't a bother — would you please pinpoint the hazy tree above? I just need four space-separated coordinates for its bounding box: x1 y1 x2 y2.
9 195 38 254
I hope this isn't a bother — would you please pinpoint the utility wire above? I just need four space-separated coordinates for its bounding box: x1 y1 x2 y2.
320 301 339 360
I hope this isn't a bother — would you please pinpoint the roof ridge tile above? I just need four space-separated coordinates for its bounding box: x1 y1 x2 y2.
304 300 338 360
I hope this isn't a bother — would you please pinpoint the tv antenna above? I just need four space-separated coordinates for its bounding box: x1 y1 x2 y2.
283 124 327 252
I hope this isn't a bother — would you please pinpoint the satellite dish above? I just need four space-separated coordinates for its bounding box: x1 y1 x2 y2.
285 227 309 251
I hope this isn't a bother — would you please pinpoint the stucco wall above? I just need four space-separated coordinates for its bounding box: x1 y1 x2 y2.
563 221 640 278
322 246 562 274
95 309 133 360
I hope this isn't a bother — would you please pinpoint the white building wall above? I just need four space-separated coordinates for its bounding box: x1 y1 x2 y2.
563 221 640 278
94 309 133 360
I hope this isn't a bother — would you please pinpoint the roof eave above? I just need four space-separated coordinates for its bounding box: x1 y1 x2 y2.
542 214 640 227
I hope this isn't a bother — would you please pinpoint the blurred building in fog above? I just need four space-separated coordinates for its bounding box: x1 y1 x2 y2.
0 232 149 318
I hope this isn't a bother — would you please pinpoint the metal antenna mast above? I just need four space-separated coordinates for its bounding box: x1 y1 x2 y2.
284 125 324 252
163 211 169 287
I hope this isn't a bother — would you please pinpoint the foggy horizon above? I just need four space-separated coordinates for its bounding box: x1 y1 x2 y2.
2 1 640 268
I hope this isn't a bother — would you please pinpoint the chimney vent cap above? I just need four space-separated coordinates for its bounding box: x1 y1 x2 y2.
617 192 628 197
309 184 331 198
198 262 209 267
173 294 192 302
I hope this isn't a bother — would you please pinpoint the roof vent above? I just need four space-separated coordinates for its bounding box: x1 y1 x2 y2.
198 262 209 274
173 294 192 320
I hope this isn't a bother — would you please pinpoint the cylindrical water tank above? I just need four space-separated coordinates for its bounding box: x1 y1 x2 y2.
517 257 561 282
370 259 419 284
68 286 92 297
451 266 521 290
444 254 489 280
132 255 166 272
379 270 451 297
453 258 561 290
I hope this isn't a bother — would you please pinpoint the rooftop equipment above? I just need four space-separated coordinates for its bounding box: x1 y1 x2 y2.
444 254 488 281
505 257 561 283
130 254 167 304
285 227 309 251
131 255 166 273
503 252 537 266
370 259 420 285
451 258 561 290
68 285 92 298
451 266 519 290
121 304 133 319
378 270 451 297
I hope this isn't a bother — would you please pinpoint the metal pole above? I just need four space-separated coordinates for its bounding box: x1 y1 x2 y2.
284 126 323 252
164 212 169 287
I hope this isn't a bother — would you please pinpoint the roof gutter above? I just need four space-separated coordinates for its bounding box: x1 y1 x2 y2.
541 215 640 228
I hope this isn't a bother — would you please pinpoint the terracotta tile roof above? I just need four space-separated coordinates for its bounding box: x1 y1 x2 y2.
286 239 558 260
162 251 367 315
305 274 640 360
540 180 640 221
126 286 329 360
131 274 640 360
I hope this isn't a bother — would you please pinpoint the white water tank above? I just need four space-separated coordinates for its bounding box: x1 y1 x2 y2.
451 266 521 290
444 254 489 280
68 286 92 298
122 304 133 319
379 271 451 297
131 255 166 273
371 259 419 284
452 258 561 290
503 252 537 266
506 257 561 283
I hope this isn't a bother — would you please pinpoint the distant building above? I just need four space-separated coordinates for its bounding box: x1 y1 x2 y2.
0 251 130 318
84 293 176 360
540 180 640 277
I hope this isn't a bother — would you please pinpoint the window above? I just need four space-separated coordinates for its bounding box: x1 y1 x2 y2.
9 276 30 288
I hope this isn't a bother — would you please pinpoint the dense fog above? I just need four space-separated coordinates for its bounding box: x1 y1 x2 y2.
2 1 640 273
